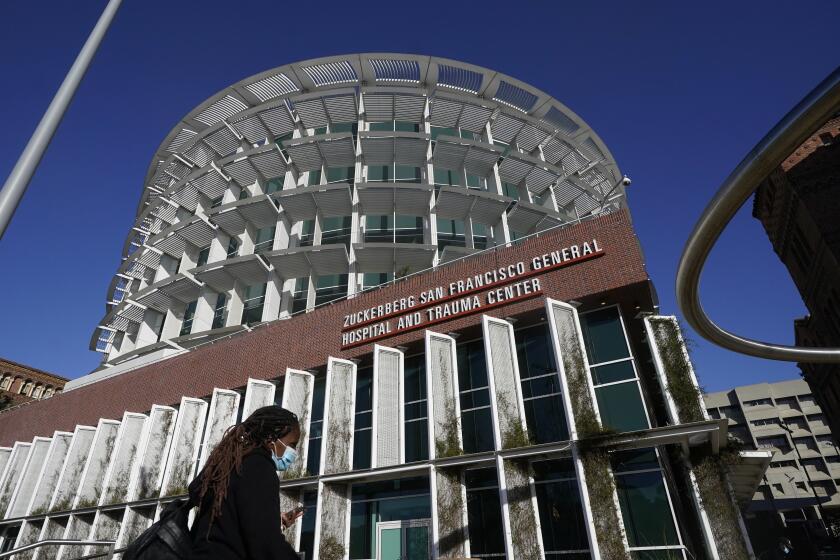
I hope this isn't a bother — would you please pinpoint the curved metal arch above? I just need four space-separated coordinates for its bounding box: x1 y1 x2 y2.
676 66 840 363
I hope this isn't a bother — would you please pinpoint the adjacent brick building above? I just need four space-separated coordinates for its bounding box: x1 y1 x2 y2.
0 358 66 410
753 116 840 439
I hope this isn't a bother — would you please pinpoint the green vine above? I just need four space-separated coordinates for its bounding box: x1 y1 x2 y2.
505 459 541 560
688 446 750 560
497 391 532 449
435 348 463 458
436 467 467 557
580 450 629 560
561 328 602 439
649 318 705 423
319 534 345 560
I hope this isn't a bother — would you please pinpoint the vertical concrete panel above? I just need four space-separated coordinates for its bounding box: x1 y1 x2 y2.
321 358 357 475
431 466 470 559
372 345 403 468
25 432 74 516
497 456 544 560
425 331 463 459
482 316 529 450
280 369 314 479
198 389 241 469
48 426 97 513
314 481 351 560
544 298 603 560
0 448 12 481
6 437 52 519
241 378 276 420
73 420 121 509
160 397 208 497
126 406 177 502
100 412 148 506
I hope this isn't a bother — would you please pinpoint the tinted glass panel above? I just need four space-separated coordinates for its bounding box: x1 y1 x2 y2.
466 469 505 556
595 383 648 432
579 307 630 364
590 360 636 385
524 395 569 443
615 471 679 547
535 477 589 553
462 409 494 453
516 325 557 378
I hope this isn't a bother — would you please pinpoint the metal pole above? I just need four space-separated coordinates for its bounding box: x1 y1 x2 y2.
0 0 123 240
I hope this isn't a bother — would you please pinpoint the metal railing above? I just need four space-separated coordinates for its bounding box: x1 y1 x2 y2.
0 540 115 559
675 66 840 363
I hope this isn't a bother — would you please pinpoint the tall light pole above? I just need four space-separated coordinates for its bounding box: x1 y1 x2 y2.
0 0 123 240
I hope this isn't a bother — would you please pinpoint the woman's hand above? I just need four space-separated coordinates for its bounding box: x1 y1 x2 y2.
281 508 304 528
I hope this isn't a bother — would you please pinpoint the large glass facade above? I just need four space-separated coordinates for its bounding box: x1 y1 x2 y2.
457 339 494 453
404 354 428 462
611 450 683 559
241 283 266 326
314 274 348 306
579 306 649 432
515 325 569 444
465 468 505 558
533 459 591 559
321 216 352 249
349 477 431 559
353 367 373 470
306 376 327 476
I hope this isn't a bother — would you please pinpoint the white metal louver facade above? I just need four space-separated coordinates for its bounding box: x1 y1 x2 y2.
87 53 624 380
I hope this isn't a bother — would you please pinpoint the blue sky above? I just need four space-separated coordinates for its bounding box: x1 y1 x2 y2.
0 1 837 391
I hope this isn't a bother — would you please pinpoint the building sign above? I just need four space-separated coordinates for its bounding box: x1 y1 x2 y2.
341 238 603 349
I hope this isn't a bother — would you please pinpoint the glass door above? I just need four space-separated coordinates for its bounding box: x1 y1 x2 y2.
376 519 430 560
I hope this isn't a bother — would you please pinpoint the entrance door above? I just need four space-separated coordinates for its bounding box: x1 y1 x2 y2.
376 519 431 560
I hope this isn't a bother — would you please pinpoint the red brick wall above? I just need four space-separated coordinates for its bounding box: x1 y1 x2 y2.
0 210 648 446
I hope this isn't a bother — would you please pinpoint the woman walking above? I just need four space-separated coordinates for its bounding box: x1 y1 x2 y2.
188 405 304 559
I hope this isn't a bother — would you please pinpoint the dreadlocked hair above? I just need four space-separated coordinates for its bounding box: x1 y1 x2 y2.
197 405 299 525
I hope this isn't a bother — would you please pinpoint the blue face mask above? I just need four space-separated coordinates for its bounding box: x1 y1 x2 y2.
271 441 298 472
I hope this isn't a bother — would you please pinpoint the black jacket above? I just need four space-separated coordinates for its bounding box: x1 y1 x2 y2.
188 448 299 560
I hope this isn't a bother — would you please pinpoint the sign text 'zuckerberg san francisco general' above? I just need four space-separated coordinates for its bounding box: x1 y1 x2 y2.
340 238 603 348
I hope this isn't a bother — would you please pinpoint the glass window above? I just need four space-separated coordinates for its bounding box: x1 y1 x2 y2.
274 132 293 147
516 325 569 444
180 300 197 336
349 477 431 559
292 278 309 314
595 382 648 432
210 195 224 209
395 165 422 183
212 294 227 329
533 459 589 555
241 283 266 325
502 182 520 200
330 122 358 135
298 490 318 559
590 360 636 385
314 274 348 306
434 167 462 187
362 272 393 290
197 245 211 267
354 367 373 470
326 166 355 184
265 177 284 194
466 173 485 190
239 188 250 200
299 220 315 247
437 218 466 250
458 340 494 453
404 354 428 462
472 223 490 250
307 377 326 476
465 468 505 557
226 237 240 258
369 121 393 132
307 169 322 186
367 165 390 182
394 121 419 132
253 226 275 253
321 216 352 249
365 215 392 242
395 215 423 244
430 126 457 141
612 450 679 551
579 307 631 364
313 126 327 136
